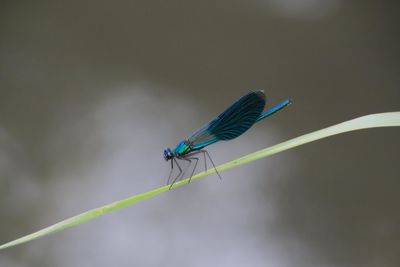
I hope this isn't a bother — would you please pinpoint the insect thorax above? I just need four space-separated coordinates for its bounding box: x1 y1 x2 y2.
174 140 192 156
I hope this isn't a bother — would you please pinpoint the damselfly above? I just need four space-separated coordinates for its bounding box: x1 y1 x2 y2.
164 90 291 188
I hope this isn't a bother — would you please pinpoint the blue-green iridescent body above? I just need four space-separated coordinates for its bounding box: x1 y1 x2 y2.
163 90 292 162
174 140 191 156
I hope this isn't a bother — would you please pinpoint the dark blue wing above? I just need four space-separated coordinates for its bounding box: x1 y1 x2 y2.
188 91 266 150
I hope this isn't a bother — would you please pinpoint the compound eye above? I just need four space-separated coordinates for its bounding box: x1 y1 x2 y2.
163 148 173 161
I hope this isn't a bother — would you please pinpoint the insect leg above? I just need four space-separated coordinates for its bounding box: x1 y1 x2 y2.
184 150 207 173
167 159 174 185
203 152 207 173
169 158 183 189
201 150 222 179
183 157 199 183
179 158 193 181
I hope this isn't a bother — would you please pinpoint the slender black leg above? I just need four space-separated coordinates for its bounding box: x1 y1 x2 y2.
183 157 199 183
203 152 207 173
167 159 174 185
201 150 222 179
169 158 183 189
183 150 206 173
180 158 193 181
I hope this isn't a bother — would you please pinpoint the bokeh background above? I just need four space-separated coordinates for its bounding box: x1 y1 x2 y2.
1 1 399 266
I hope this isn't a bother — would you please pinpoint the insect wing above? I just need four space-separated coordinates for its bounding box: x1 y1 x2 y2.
188 91 266 150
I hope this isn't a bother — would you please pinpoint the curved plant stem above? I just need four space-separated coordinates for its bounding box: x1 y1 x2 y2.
1 112 399 250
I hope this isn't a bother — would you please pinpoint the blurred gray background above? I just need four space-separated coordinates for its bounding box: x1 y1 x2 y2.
1 1 399 266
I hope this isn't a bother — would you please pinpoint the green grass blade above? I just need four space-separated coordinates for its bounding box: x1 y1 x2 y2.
1 112 399 250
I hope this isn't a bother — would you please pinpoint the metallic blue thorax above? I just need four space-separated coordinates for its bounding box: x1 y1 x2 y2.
173 140 192 157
